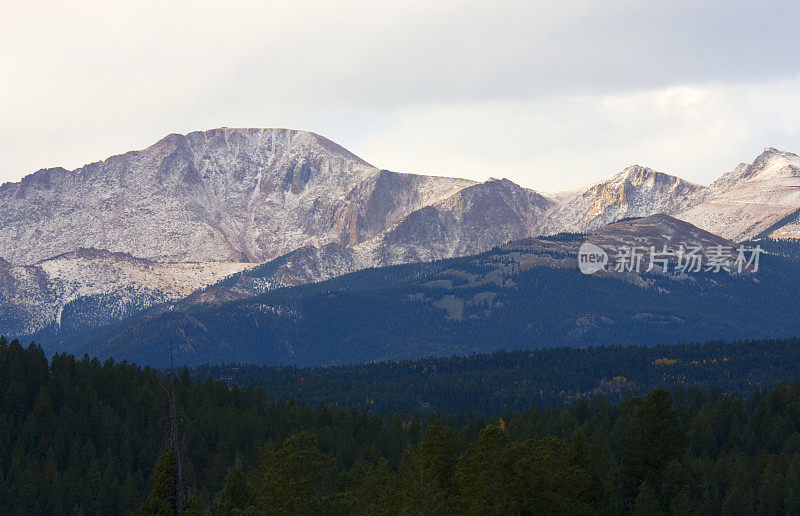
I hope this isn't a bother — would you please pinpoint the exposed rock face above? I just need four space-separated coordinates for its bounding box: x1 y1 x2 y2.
678 148 800 240
182 178 556 306
185 243 360 306
0 249 252 337
372 178 554 264
0 128 472 265
191 151 799 306
542 165 708 234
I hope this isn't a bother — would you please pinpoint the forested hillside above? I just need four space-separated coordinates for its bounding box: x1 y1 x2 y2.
44 243 800 368
5 337 800 513
749 238 800 263
196 337 800 414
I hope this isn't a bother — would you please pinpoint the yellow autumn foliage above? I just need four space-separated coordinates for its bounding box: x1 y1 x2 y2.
653 358 680 366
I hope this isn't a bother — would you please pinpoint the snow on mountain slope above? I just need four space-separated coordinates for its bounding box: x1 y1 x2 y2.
67 215 798 368
185 243 359 306
678 148 800 240
0 128 473 265
542 165 708 234
0 249 252 336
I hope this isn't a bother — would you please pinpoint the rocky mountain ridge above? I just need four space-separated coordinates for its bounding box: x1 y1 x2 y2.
541 165 708 233
0 248 252 337
678 148 800 240
3 128 800 338
0 128 474 265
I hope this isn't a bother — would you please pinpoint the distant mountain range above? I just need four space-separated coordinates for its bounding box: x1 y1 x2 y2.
2 128 800 361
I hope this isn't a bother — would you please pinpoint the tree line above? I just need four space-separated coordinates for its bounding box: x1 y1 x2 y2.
196 337 800 415
4 336 800 513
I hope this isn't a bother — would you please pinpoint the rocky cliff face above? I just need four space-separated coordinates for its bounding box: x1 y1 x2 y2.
1 128 556 334
179 178 556 306
370 178 554 264
678 148 800 240
542 165 708 234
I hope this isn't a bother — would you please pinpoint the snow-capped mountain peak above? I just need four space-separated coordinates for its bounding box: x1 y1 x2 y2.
541 165 707 234
679 147 800 240
710 147 800 194
0 128 471 265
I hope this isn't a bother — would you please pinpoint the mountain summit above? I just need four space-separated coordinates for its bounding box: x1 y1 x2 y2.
0 128 555 336
542 165 707 234
679 147 800 240
0 128 473 265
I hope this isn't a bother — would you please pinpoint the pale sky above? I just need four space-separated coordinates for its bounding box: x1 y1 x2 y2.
2 0 799 191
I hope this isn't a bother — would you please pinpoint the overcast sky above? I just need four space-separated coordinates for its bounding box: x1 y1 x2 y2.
2 0 799 191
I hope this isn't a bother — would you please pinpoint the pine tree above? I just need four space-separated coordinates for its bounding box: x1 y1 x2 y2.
503 436 593 514
397 421 461 514
138 446 177 516
257 432 335 514
785 453 800 514
632 481 662 516
620 389 688 508
721 464 755 515
348 457 399 515
757 455 785 514
455 424 510 513
210 457 255 514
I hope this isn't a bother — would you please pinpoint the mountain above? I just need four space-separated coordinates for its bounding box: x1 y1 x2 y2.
678 148 800 240
46 215 800 367
175 178 555 305
1 128 564 335
5 128 556 335
542 165 707 233
158 167 712 307
372 178 554 263
586 212 734 250
0 128 473 265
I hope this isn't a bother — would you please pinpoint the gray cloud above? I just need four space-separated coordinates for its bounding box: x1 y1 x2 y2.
1 0 799 190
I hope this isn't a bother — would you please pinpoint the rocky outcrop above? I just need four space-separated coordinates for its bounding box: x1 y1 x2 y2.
678 148 800 240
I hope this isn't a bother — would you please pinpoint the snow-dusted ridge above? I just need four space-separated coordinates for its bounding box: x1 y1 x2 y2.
0 128 474 265
0 248 254 337
540 165 709 234
679 148 800 240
